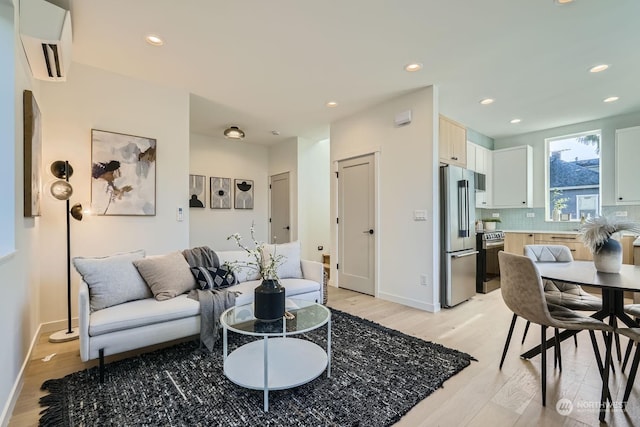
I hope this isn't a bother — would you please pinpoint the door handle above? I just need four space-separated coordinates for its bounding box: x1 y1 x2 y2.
362 229 374 234
452 251 479 258
283 226 290 230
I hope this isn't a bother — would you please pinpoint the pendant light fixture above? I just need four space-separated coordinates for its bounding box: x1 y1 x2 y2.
223 126 245 140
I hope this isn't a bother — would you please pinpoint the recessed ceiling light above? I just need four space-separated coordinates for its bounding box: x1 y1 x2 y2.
589 64 609 73
326 101 338 108
145 34 164 46
271 130 280 136
603 96 619 103
479 98 495 105
404 63 423 72
555 0 574 4
510 118 522 124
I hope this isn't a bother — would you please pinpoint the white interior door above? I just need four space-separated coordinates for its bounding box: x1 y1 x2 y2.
338 154 375 295
270 172 290 244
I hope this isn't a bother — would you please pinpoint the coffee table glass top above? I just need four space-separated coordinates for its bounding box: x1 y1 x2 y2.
220 298 330 337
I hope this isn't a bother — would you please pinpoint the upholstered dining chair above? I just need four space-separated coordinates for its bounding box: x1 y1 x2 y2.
621 294 640 371
498 251 614 407
615 326 640 410
521 245 603 348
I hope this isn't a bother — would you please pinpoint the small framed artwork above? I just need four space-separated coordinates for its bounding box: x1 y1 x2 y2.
234 179 254 209
560 213 570 221
23 90 42 217
210 177 231 209
91 129 157 216
189 175 206 208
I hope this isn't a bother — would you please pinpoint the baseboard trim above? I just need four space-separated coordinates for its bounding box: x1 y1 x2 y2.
39 317 79 334
377 292 440 313
0 323 42 427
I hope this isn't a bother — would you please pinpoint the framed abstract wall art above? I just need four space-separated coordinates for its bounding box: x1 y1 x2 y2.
91 129 156 216
210 177 231 209
189 174 206 208
23 90 42 217
234 179 254 209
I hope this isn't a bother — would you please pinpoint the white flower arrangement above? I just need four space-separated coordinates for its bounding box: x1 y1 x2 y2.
579 215 640 253
226 223 286 282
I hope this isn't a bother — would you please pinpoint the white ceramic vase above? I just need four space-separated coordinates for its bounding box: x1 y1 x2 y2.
593 238 622 273
485 221 496 231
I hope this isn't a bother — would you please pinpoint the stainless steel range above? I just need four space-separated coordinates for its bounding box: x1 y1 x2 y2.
476 231 504 293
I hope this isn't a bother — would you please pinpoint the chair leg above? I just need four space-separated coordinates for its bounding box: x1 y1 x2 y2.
500 314 518 369
599 331 614 423
573 332 578 347
622 343 640 410
522 320 531 345
554 328 562 372
612 318 622 362
541 325 547 407
622 339 634 372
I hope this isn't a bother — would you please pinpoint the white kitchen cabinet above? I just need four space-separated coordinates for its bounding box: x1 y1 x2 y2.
466 142 488 174
615 126 640 204
492 145 532 208
439 115 466 167
468 143 492 208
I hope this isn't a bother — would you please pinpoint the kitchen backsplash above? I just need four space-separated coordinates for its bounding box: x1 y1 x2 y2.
476 205 640 231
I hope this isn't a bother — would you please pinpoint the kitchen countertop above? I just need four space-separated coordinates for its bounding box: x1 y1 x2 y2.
500 230 580 235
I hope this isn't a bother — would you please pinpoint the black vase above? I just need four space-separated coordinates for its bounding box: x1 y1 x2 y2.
254 279 286 321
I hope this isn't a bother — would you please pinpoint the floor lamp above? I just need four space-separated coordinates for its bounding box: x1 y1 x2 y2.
49 160 83 343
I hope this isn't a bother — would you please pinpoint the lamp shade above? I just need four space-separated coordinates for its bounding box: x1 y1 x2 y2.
50 180 73 200
223 126 245 140
50 160 73 179
70 203 83 221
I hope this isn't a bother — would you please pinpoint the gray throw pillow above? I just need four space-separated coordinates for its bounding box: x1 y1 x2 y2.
133 251 197 300
73 249 151 312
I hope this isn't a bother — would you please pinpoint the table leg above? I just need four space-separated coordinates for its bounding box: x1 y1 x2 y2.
263 336 269 412
327 315 332 378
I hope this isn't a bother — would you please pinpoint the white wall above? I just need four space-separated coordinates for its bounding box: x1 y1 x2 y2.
298 138 330 262
188 133 269 249
268 137 298 241
330 86 440 312
494 111 640 208
0 2 42 423
38 62 191 325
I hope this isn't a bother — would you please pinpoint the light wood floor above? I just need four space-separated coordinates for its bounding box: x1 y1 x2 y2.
9 286 640 426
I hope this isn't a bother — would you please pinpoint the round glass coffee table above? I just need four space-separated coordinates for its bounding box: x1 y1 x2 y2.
220 299 331 412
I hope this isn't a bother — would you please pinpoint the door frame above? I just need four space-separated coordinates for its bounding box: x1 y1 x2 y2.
333 149 380 296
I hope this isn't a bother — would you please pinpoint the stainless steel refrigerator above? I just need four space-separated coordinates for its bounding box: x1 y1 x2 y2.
440 165 477 307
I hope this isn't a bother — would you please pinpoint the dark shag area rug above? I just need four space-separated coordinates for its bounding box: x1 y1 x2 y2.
39 309 476 426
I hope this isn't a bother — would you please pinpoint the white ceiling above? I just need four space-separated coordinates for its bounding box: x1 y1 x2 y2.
65 0 640 145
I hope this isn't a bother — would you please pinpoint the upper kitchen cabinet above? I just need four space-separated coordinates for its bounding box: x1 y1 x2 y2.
492 145 532 208
468 142 492 208
615 126 640 204
439 115 466 167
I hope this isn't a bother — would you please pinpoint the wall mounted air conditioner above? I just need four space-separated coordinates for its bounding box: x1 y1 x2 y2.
19 0 72 82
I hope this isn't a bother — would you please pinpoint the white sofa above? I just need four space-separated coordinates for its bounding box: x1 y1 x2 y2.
77 249 323 381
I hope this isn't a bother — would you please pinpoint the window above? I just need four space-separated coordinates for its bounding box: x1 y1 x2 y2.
545 130 601 222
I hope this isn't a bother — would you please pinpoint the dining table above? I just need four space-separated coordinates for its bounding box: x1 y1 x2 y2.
521 261 640 360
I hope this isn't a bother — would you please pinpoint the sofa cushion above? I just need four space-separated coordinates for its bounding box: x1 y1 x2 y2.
191 266 235 290
133 251 197 300
73 249 152 312
89 294 200 336
217 250 261 283
263 241 303 279
232 278 320 305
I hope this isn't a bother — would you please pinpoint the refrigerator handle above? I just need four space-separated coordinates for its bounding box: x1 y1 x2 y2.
458 179 469 238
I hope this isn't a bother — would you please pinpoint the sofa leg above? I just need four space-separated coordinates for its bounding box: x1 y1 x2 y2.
99 349 105 383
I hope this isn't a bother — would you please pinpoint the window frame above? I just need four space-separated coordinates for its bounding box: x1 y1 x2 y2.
544 129 602 222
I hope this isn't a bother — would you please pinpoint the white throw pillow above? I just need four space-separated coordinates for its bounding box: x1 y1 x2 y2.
263 241 303 279
133 251 197 301
73 249 151 312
